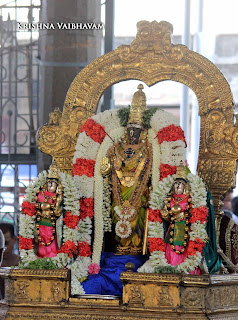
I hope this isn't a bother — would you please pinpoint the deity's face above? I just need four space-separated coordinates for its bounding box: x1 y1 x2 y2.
127 126 142 145
47 179 57 193
173 180 186 195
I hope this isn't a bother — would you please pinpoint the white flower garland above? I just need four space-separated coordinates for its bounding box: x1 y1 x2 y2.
150 174 176 210
138 172 208 274
24 171 48 202
69 256 91 295
102 178 112 232
73 132 100 162
147 128 161 191
92 127 124 264
115 220 132 238
150 109 179 132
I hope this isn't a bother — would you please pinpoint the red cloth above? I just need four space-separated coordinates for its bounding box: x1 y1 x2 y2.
37 225 58 258
164 194 201 274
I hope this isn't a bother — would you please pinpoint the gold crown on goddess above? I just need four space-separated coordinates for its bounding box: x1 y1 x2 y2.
128 84 147 127
48 160 59 180
175 160 187 181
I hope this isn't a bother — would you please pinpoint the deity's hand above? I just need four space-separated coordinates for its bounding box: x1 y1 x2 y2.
100 157 111 176
161 209 169 221
173 211 185 222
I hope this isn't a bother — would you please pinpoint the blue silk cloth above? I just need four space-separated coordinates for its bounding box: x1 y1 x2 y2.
82 252 147 296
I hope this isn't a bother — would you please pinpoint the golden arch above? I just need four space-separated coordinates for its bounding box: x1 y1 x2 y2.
38 20 238 215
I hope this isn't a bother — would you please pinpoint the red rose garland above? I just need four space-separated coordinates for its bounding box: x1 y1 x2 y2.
148 237 166 253
157 124 186 145
73 158 95 177
189 206 208 224
80 118 106 144
147 208 162 223
79 198 94 220
58 240 78 258
19 236 34 250
22 201 36 216
78 241 92 257
159 164 177 180
63 212 80 229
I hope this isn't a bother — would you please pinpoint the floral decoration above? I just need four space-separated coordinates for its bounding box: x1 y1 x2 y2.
147 208 162 223
19 170 87 294
58 240 78 258
157 124 186 145
148 237 166 252
73 158 95 178
19 236 34 250
78 241 92 257
63 212 80 229
138 171 208 274
71 107 187 293
80 118 106 144
21 201 36 216
88 263 100 275
159 164 177 180
79 198 94 219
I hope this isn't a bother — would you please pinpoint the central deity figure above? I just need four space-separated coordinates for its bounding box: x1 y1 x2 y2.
78 84 187 295
101 84 152 255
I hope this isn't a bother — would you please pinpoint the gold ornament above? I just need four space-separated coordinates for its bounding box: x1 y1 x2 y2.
48 160 59 180
100 157 112 176
128 84 146 127
175 160 187 181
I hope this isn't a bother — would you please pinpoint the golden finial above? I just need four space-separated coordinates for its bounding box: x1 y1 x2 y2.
128 84 147 127
48 159 59 180
49 108 62 126
175 160 187 181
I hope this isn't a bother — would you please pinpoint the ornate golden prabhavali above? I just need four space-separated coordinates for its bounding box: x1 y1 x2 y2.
2 20 238 319
38 20 236 212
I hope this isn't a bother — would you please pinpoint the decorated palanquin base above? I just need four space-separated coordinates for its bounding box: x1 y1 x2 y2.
2 19 238 320
1 268 238 320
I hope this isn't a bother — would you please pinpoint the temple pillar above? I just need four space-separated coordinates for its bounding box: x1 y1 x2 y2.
38 0 102 171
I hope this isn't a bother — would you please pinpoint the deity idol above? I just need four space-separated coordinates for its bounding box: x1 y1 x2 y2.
161 163 197 270
34 161 63 258
138 161 221 275
101 84 152 255
76 84 189 295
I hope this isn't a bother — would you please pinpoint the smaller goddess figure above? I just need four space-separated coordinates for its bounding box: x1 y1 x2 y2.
160 163 195 270
34 161 63 258
138 161 221 274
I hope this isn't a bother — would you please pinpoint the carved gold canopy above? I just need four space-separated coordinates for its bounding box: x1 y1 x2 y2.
37 20 237 215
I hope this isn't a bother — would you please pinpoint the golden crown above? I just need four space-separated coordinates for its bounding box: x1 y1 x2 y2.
128 84 147 127
175 160 187 181
48 160 59 180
